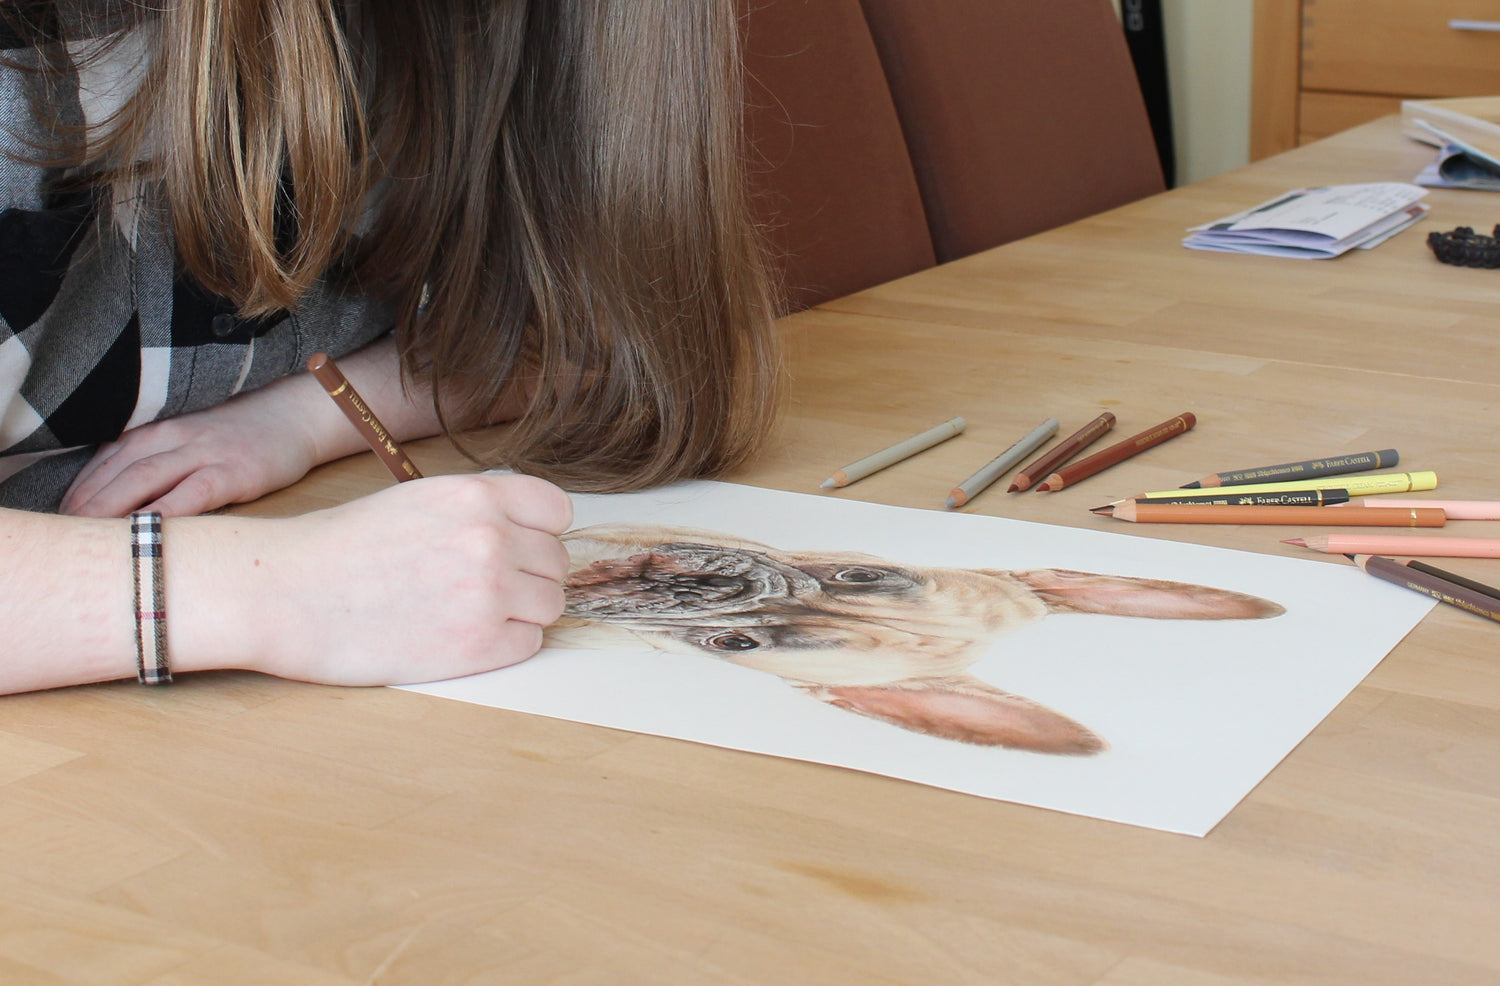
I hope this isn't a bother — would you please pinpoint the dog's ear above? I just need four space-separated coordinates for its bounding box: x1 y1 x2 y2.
794 677 1105 754
1002 569 1284 620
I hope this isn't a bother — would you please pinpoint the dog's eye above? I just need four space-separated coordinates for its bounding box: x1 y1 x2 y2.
831 567 885 584
704 631 760 652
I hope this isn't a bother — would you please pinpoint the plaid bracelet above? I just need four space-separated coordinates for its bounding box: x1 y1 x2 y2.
129 511 172 685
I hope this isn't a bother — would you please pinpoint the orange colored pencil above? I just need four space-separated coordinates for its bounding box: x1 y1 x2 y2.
1105 502 1446 527
1036 412 1195 492
1008 412 1116 492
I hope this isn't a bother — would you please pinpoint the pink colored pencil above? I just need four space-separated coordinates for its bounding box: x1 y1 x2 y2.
1282 535 1500 558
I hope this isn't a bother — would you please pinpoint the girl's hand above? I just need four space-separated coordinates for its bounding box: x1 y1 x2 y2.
60 375 334 518
171 474 575 685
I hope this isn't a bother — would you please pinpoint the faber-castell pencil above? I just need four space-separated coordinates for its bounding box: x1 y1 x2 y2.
821 416 966 489
1329 498 1500 521
1350 555 1500 624
1091 488 1351 512
1135 470 1437 500
1181 449 1398 488
946 417 1058 508
1008 412 1116 492
307 352 423 482
1406 560 1500 603
1103 502 1445 527
1282 534 1500 558
1035 412 1195 492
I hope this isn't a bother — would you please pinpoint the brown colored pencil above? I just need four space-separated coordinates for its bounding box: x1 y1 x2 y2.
1351 555 1500 624
1007 412 1116 492
1035 412 1195 492
307 352 424 483
1107 502 1445 527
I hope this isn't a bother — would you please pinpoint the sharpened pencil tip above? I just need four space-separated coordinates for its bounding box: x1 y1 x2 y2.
944 497 957 509
1090 505 1115 516
1181 481 1202 489
819 478 835 489
1281 538 1307 546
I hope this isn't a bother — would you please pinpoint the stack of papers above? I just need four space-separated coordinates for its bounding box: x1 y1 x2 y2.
1403 96 1500 190
1183 183 1430 259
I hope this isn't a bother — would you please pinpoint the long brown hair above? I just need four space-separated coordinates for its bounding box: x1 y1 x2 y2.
12 0 781 490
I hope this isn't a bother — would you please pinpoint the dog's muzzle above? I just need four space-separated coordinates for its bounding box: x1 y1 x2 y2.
564 543 822 624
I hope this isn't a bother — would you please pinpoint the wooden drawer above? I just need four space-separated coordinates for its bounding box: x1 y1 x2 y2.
1297 91 1402 143
1302 0 1500 97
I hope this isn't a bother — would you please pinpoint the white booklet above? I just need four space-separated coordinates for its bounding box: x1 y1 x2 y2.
1183 183 1429 259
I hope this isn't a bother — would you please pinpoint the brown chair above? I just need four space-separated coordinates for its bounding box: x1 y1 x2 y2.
741 0 1164 310
858 0 1165 262
741 0 935 312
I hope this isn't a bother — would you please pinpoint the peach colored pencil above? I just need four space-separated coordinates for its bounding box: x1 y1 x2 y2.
1330 498 1500 520
1282 535 1500 558
1107 502 1445 527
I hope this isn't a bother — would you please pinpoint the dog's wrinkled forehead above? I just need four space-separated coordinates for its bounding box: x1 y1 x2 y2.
563 542 924 624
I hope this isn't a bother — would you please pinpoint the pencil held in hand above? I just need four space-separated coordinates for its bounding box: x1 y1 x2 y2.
1035 412 1195 492
307 352 424 482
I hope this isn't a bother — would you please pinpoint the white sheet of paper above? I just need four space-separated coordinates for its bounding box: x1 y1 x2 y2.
400 481 1433 836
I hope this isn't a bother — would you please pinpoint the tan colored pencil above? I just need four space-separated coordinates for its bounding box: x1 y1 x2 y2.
821 417 967 489
1007 412 1116 492
1107 502 1446 527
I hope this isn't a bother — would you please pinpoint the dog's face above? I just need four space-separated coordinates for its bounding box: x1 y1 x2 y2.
554 525 1284 754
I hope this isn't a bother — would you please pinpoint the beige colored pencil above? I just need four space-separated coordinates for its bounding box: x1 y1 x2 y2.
821 417 967 489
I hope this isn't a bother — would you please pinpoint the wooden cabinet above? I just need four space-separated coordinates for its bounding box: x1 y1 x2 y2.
1251 0 1500 159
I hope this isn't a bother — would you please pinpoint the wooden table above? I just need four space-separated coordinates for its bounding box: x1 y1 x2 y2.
6 117 1499 984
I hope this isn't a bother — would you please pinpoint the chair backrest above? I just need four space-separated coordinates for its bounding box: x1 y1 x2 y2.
742 0 1165 309
741 0 935 312
858 0 1165 262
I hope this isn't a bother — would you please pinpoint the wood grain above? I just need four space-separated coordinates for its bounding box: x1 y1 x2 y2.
3 116 1498 984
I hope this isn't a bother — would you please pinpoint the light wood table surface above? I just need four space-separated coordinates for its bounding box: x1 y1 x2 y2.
5 117 1499 984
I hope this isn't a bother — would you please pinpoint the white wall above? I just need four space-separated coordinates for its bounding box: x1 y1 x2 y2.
1113 0 1255 186
1162 0 1254 185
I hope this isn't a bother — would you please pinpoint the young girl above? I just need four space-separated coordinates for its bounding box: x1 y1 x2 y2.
0 0 780 693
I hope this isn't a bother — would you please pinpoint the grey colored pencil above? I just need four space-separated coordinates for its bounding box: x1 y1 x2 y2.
946 418 1059 508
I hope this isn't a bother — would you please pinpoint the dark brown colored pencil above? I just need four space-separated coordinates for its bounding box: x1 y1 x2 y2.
1352 554 1500 624
1007 412 1116 492
1036 412 1195 492
1406 560 1500 602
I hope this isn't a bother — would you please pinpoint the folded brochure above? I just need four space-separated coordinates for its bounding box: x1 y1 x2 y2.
1184 183 1429 259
